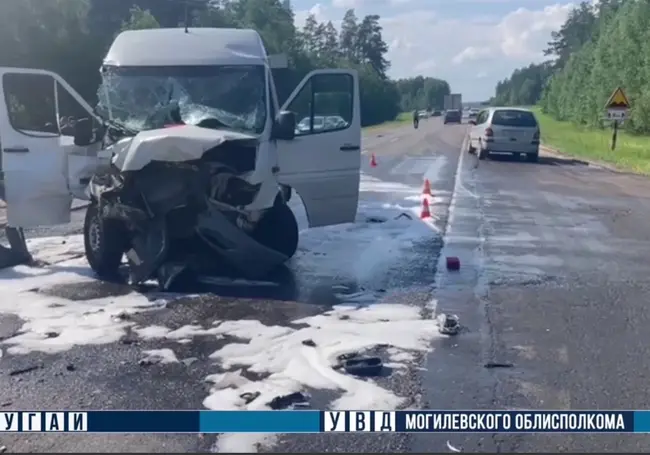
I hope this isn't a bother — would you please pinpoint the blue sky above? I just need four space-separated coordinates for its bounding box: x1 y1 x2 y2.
292 0 575 100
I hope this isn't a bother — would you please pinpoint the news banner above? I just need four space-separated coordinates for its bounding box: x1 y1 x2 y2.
5 410 650 433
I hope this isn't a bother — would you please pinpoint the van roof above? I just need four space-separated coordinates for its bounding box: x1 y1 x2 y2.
104 28 268 67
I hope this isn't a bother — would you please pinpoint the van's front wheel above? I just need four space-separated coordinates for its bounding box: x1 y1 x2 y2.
252 203 299 259
84 202 127 278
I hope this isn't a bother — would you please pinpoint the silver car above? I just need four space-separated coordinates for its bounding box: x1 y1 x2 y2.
296 115 325 133
468 107 540 162
325 115 348 129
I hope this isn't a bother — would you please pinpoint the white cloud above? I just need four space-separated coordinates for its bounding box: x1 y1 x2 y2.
331 0 362 8
294 3 329 26
452 46 493 65
381 4 572 98
414 58 436 71
497 4 571 59
294 2 573 100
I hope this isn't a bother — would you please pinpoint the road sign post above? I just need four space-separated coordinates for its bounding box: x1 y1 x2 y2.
603 87 630 151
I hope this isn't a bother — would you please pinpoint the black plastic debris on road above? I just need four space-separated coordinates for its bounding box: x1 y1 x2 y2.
484 362 514 369
343 356 383 377
267 391 310 410
334 350 384 377
365 212 412 224
9 365 41 376
240 391 261 405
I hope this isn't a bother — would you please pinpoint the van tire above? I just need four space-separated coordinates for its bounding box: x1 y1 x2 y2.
478 147 489 160
253 203 299 259
84 202 127 278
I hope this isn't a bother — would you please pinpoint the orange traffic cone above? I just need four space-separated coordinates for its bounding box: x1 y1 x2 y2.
422 178 432 195
420 198 431 219
370 153 377 167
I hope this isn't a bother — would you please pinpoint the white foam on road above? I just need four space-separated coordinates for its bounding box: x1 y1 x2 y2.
24 235 87 264
0 236 182 354
204 302 441 452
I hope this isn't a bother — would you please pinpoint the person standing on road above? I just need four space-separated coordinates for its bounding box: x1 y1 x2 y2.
413 109 419 129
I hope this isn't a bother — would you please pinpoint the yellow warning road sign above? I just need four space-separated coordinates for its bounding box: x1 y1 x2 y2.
605 87 630 109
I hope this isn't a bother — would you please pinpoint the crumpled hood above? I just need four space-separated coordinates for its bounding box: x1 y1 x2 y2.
111 125 258 172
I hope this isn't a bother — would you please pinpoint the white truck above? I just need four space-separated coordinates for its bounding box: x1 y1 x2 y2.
0 28 362 289
443 93 462 112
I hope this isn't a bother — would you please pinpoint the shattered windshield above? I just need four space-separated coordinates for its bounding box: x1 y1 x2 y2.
96 65 267 135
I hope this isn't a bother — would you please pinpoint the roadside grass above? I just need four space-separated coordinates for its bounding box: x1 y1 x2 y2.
363 112 410 131
532 107 650 174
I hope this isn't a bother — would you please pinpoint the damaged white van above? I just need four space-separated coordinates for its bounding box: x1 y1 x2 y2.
0 28 361 289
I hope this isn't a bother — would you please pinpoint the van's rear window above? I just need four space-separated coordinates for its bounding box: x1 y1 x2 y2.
492 110 537 127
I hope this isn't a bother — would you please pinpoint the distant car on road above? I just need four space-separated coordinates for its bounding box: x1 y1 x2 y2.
443 109 462 124
467 107 540 162
468 108 479 120
419 110 430 119
432 110 442 117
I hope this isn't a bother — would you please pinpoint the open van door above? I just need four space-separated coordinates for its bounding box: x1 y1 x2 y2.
278 69 361 227
0 68 100 228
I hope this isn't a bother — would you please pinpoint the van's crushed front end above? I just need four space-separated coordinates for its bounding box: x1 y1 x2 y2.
86 126 290 290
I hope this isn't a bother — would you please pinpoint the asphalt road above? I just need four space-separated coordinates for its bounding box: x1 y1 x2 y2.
3 115 650 452
417 127 650 453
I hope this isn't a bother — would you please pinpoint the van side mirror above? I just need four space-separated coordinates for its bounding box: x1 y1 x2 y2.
468 120 476 125
272 111 296 140
73 118 94 146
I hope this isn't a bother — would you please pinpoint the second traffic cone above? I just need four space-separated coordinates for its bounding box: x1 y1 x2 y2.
370 153 377 167
422 178 432 195
420 198 431 219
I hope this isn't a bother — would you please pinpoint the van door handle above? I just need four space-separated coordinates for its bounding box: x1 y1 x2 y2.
3 146 29 153
340 145 360 151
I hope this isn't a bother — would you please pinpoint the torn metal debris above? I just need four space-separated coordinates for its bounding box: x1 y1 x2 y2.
438 313 461 336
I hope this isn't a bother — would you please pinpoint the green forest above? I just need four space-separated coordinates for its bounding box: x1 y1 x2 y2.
490 0 650 134
0 0 451 128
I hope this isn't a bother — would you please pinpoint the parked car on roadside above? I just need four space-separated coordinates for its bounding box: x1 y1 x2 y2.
467 107 540 162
